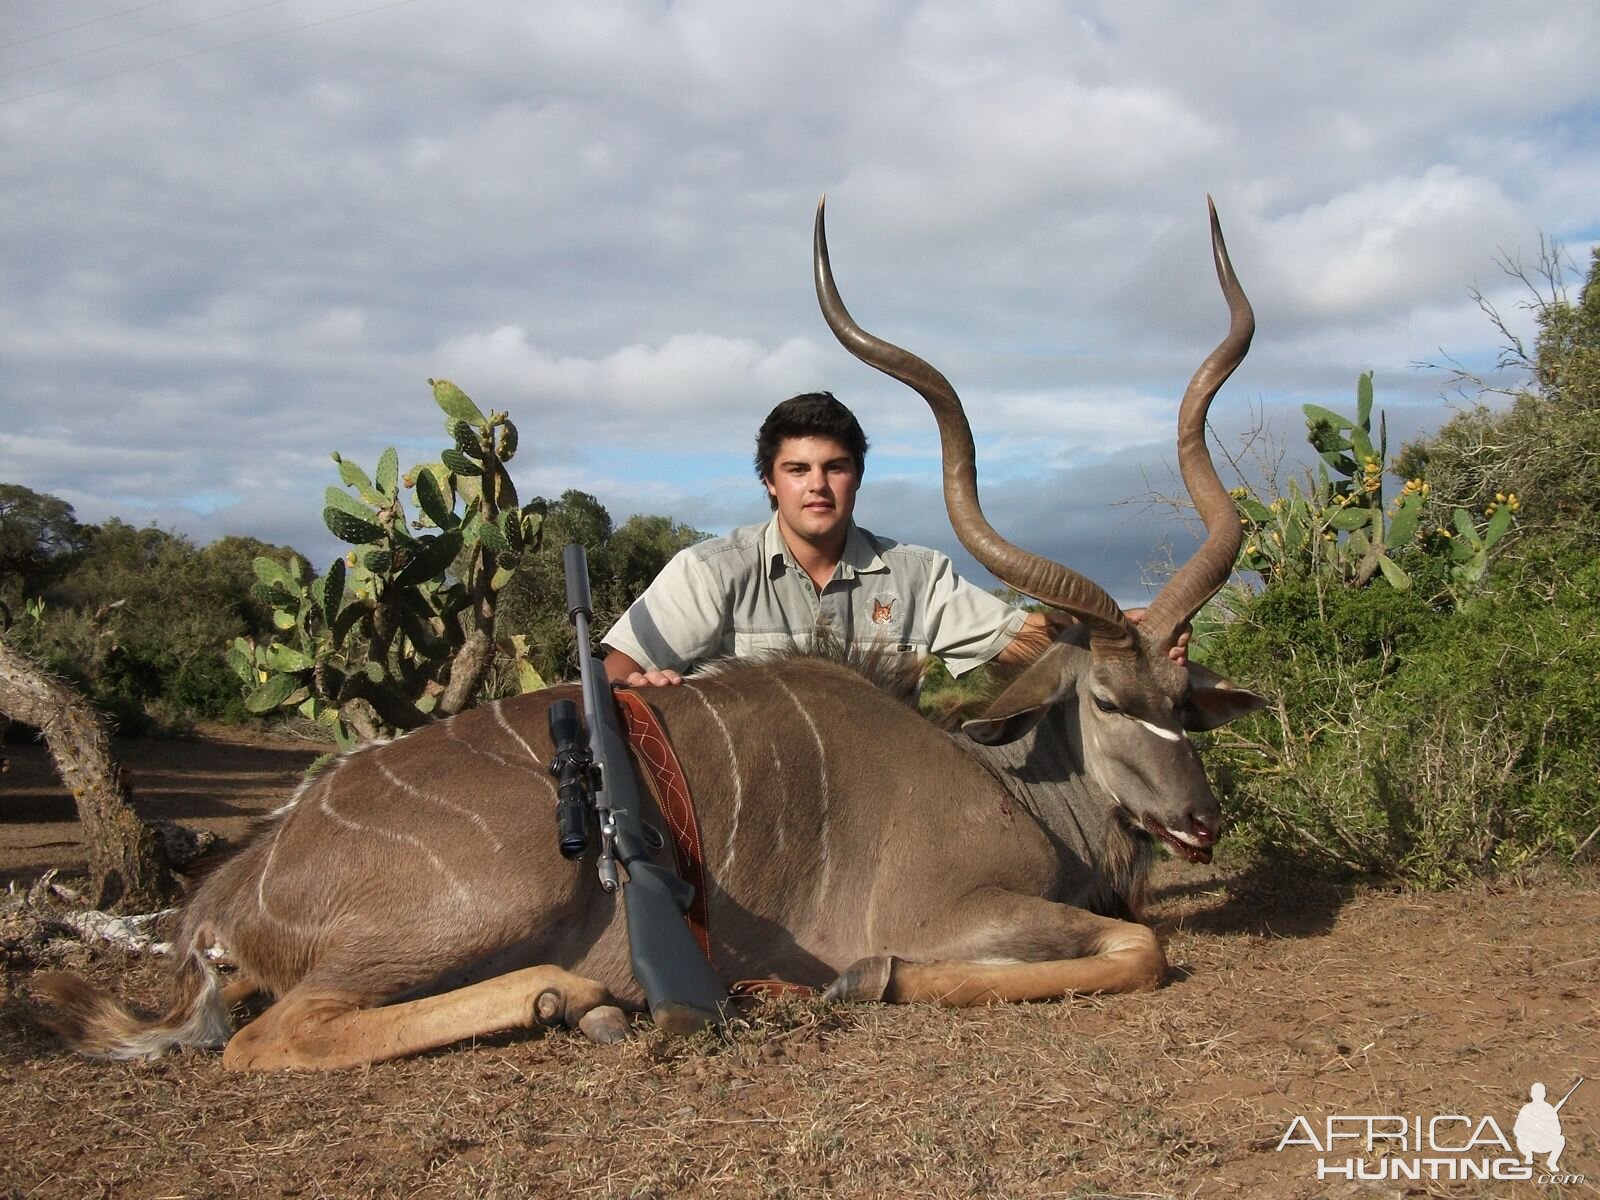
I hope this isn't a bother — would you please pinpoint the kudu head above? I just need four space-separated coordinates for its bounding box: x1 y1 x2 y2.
814 196 1266 863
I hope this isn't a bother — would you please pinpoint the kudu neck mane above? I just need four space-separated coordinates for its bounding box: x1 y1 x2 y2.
963 705 1151 918
697 636 924 705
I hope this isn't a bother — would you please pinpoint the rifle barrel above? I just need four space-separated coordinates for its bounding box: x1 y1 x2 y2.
1553 1075 1584 1112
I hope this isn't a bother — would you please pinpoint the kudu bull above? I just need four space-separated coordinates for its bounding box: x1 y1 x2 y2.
38 199 1265 1070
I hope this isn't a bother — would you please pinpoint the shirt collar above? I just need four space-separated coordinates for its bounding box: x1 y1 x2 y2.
763 514 888 581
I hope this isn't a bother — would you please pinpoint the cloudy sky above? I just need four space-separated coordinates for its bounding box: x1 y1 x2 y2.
4 1 1597 602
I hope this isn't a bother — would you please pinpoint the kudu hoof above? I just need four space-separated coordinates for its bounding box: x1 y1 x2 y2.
577 1005 630 1045
533 989 565 1027
824 956 897 1003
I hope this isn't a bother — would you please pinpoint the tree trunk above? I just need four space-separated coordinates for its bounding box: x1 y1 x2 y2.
0 637 176 911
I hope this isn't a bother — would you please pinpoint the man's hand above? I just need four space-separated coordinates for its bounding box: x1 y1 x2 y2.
1124 607 1191 667
999 609 1190 669
604 649 684 688
621 667 684 688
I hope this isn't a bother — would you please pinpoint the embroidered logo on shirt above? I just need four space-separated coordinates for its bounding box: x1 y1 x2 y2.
871 597 895 624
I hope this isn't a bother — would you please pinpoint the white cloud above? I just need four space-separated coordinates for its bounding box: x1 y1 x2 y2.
427 327 833 453
0 0 1595 591
1253 167 1523 320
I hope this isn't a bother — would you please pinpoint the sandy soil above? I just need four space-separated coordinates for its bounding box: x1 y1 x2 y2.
2 728 1596 1198
0 723 322 885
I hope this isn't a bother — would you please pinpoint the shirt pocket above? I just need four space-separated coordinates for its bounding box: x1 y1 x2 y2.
732 629 803 659
862 592 918 653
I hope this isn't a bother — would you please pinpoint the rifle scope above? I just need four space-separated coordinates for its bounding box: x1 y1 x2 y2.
547 699 590 860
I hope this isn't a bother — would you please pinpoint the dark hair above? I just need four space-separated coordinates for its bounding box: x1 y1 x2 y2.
754 393 869 494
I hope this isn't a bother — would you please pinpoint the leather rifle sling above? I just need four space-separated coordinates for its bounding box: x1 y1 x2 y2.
614 689 712 960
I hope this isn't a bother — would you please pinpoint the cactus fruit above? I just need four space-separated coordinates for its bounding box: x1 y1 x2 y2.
1234 373 1515 596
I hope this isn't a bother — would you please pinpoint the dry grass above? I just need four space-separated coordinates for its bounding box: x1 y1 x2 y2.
5 861 1598 1199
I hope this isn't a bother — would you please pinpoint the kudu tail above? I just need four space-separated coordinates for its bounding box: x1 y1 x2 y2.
34 945 233 1060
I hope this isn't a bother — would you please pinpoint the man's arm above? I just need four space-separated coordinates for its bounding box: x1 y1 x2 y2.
600 547 728 687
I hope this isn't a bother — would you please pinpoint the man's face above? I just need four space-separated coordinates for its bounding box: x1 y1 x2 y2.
764 435 860 549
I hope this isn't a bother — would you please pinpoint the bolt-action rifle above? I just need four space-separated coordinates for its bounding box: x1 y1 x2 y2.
546 543 727 1033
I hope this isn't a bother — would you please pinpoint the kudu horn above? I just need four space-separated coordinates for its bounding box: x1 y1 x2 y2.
813 195 1254 655
813 195 1136 655
1136 198 1256 645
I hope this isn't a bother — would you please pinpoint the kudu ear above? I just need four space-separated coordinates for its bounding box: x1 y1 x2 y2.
1182 661 1269 732
960 645 1073 746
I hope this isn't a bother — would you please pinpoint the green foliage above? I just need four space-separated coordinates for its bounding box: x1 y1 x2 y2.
1200 552 1600 886
5 517 294 730
1532 244 1600 409
1401 246 1600 554
0 483 87 608
236 381 549 746
1233 374 1514 599
494 496 707 684
917 657 1000 727
1203 256 1600 886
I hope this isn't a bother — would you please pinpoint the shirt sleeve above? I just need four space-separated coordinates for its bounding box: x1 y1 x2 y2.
599 548 729 673
919 554 1028 676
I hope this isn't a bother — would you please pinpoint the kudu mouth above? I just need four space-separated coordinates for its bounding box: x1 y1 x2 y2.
812 194 1255 656
1140 814 1216 865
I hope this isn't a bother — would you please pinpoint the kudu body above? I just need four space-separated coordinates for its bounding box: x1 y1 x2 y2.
39 201 1265 1070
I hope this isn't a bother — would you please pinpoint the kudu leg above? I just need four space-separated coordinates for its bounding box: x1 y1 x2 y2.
221 976 264 1007
220 964 622 1071
830 893 1166 1006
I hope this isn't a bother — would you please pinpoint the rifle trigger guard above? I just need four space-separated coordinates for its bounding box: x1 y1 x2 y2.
642 820 666 853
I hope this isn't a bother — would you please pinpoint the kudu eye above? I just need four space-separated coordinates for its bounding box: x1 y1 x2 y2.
1093 695 1120 715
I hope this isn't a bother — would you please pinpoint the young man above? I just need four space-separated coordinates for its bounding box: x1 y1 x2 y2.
602 393 1181 687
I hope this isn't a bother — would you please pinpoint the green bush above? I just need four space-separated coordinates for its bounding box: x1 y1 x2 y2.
1401 245 1600 554
1198 550 1600 886
1197 249 1600 887
8 518 297 731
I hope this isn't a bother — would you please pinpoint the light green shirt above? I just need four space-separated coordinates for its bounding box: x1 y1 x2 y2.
601 516 1027 677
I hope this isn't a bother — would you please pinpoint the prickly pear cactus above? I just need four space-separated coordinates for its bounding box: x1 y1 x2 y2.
231 380 547 746
1233 373 1516 596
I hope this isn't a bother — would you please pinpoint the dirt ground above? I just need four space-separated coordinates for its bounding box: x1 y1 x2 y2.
2 728 1597 1199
